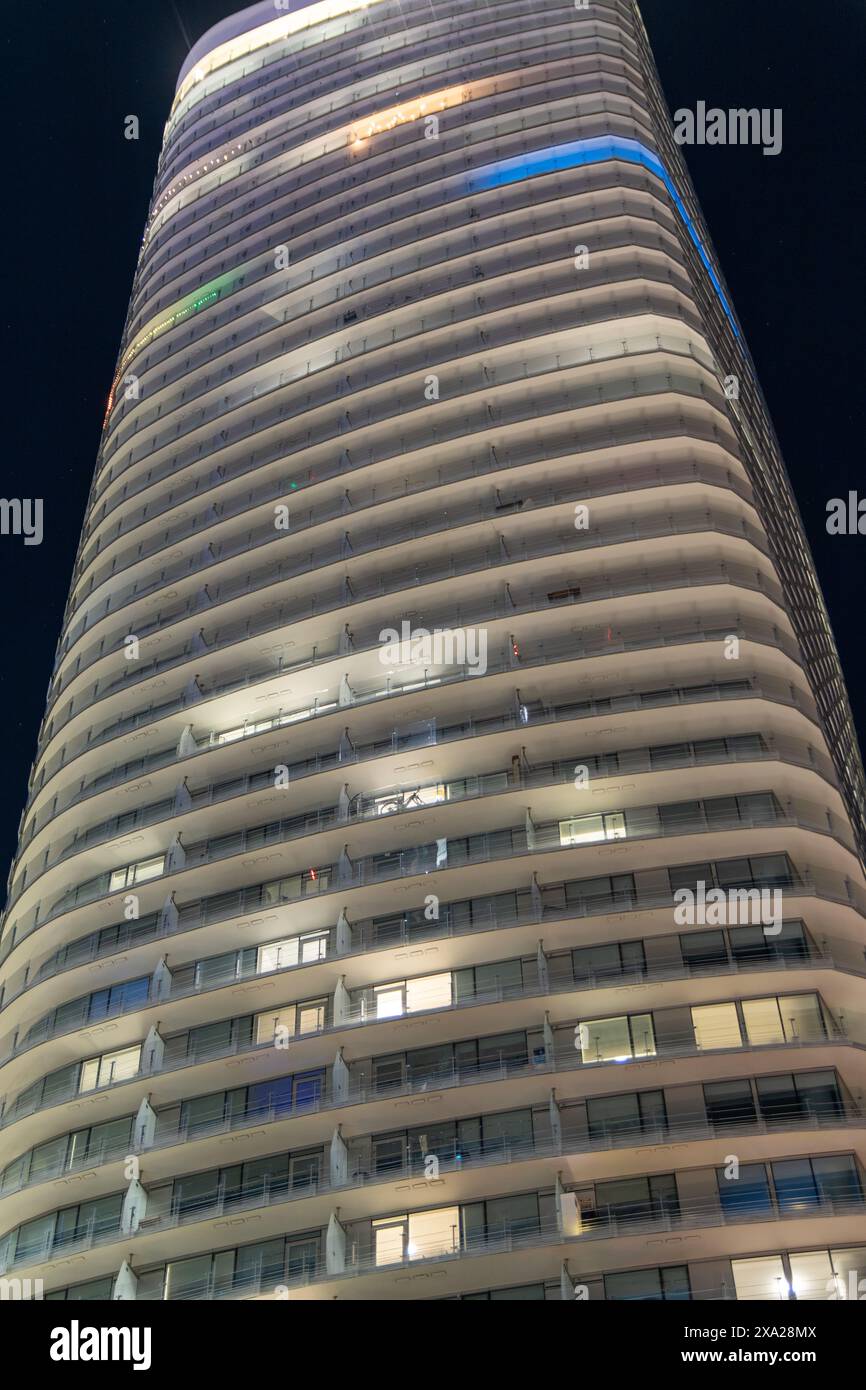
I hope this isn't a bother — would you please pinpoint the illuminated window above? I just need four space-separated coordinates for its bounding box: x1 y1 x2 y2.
172 0 390 114
79 1045 141 1093
772 1154 862 1212
406 973 452 1013
577 1014 655 1064
741 997 785 1045
258 939 297 973
559 812 626 846
742 994 825 1046
254 1007 295 1045
108 855 165 891
731 1255 790 1301
604 1265 690 1300
789 1250 836 1300
372 1206 461 1265
373 1216 406 1266
691 1003 741 1051
297 1001 326 1035
363 971 449 1019
374 985 404 1020
348 86 468 144
256 933 327 973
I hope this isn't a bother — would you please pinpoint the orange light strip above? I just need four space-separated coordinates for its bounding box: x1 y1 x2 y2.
146 76 486 250
349 84 471 145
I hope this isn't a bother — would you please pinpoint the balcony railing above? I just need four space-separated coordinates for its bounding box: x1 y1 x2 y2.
134 1192 866 1301
94 329 717 535
13 730 823 919
53 498 766 713
25 604 798 831
4 913 851 1067
5 1102 865 1274
67 451 745 654
79 361 733 583
19 667 804 856
0 983 854 1134
42 519 777 754
22 788 852 946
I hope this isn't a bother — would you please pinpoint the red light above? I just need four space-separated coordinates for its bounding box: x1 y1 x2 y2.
309 867 317 881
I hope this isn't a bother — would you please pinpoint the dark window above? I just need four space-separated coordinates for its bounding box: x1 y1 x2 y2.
680 930 728 971
729 921 809 965
594 1173 678 1225
604 1265 690 1301
717 1162 772 1215
587 1090 666 1140
704 1079 757 1129
772 1155 862 1211
572 940 645 984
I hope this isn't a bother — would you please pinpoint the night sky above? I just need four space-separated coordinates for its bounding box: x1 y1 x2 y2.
2 0 864 886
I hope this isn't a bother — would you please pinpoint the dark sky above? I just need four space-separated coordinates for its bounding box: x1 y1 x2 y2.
1 0 864 887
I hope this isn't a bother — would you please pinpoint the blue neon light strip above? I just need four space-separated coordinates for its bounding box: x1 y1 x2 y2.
468 136 739 339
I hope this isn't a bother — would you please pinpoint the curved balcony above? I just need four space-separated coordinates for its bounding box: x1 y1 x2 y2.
14 707 823 923
8 783 855 993
11 722 834 917
5 1111 866 1285
22 598 801 854
21 662 809 876
3 887 858 1074
31 558 792 806
74 391 737 594
138 62 655 267
86 329 726 553
124 88 663 360
59 453 756 682
0 944 853 1140
5 0 865 1306
46 500 769 729
52 1191 866 1302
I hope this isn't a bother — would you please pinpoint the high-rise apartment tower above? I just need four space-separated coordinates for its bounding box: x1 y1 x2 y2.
2 0 866 1303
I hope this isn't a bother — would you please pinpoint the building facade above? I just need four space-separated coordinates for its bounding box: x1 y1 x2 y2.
1 0 866 1302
